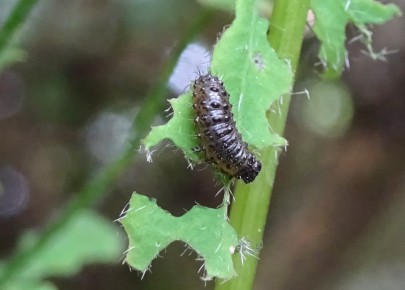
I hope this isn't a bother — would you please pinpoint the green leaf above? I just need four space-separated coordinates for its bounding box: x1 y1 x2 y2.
7 210 123 279
143 0 292 161
198 0 273 15
2 281 57 290
120 193 238 280
210 0 292 149
345 0 401 24
311 0 402 78
143 92 199 160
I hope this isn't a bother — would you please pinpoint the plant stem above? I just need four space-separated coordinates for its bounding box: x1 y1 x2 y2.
0 8 212 286
214 0 310 289
0 0 39 56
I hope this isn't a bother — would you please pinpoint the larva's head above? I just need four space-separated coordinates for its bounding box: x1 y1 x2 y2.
237 156 262 184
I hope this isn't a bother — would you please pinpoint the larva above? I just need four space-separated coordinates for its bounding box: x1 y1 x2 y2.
192 73 261 183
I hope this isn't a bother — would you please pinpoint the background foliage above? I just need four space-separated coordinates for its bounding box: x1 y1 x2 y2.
0 0 404 290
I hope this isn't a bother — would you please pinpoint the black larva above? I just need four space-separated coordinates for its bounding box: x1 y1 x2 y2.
192 73 261 183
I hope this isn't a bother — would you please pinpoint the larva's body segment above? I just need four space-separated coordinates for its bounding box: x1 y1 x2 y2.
192 73 261 183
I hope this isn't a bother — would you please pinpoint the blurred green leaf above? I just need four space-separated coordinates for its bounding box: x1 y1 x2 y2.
311 0 401 78
121 193 238 279
1 210 123 280
3 281 57 290
0 47 26 71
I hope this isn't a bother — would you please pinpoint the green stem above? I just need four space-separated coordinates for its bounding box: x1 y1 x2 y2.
214 0 309 289
0 8 212 286
0 0 39 55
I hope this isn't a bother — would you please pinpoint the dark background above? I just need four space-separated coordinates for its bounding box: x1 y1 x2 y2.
0 1 404 289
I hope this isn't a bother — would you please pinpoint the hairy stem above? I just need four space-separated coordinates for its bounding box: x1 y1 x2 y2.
0 8 212 286
214 0 310 289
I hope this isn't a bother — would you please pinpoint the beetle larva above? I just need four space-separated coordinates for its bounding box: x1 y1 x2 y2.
192 73 261 183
